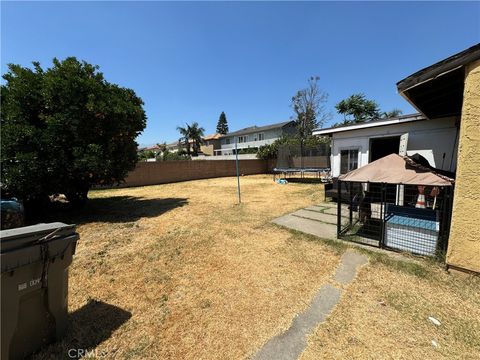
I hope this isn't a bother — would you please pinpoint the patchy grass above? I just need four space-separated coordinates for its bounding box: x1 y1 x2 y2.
361 250 432 279
30 175 479 360
283 228 349 255
299 248 480 360
32 175 340 359
286 227 432 279
278 230 479 359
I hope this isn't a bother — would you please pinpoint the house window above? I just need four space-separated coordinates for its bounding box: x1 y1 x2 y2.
238 135 248 143
340 149 359 174
225 138 230 145
258 133 265 141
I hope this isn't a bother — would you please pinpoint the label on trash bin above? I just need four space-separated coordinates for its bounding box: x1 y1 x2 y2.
18 277 42 291
18 282 27 291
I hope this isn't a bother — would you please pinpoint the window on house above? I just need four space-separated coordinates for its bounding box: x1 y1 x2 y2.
238 135 248 143
258 133 265 141
340 149 359 174
225 138 230 145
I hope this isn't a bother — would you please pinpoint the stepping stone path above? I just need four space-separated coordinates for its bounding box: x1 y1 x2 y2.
252 250 368 360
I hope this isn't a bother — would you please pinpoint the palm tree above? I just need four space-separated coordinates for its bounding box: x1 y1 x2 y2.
189 122 205 156
382 109 403 119
156 142 167 153
176 125 191 155
176 122 205 156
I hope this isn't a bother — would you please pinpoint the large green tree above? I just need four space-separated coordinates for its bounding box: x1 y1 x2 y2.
1 58 146 207
335 93 381 124
334 94 403 126
291 76 330 141
216 111 229 135
176 122 205 156
257 134 330 160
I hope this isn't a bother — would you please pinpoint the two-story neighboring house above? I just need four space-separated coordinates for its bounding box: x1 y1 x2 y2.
215 120 296 155
200 133 222 156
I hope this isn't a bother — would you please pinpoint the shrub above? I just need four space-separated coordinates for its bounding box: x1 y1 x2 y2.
1 58 146 207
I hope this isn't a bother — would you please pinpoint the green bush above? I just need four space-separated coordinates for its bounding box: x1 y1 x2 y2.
160 150 191 161
1 58 146 207
238 147 258 155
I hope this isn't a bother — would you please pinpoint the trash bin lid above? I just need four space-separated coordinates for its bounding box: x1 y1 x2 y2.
0 222 77 253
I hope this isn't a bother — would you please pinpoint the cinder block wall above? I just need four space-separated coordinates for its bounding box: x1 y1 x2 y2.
447 60 480 273
116 159 273 188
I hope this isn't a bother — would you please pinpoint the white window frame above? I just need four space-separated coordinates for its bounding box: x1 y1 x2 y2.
257 133 265 141
238 135 248 143
340 148 359 175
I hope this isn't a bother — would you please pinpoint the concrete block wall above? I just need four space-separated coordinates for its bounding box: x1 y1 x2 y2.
116 159 273 188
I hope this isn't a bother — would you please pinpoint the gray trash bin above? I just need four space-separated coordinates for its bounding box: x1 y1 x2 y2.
1 222 79 360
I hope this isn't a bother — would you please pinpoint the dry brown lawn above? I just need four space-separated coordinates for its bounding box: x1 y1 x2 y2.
34 175 339 359
32 175 479 359
300 259 480 360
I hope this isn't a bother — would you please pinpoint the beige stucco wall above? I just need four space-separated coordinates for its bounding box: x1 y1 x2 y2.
447 60 480 273
201 144 214 156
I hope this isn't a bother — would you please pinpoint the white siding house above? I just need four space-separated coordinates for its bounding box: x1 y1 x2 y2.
216 120 296 155
313 114 458 178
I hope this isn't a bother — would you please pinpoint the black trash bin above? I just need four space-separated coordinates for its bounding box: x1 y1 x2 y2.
1 222 79 360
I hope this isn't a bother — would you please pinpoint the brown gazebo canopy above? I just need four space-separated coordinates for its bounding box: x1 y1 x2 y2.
338 153 454 186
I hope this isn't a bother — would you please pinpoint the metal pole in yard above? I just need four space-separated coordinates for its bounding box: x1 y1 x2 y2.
337 179 341 239
235 138 241 204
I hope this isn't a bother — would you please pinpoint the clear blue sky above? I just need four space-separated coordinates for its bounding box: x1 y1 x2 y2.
2 1 479 146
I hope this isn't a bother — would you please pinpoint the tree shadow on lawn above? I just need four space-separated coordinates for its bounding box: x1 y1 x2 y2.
27 196 188 225
30 299 132 359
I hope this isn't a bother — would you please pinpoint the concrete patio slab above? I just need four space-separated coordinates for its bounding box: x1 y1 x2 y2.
272 214 337 239
322 207 338 216
316 202 337 209
292 209 337 224
303 205 328 213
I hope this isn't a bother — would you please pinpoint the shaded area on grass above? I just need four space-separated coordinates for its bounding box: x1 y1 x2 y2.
27 196 188 225
30 300 131 359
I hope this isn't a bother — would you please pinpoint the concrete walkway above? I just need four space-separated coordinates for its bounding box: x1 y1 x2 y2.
272 203 338 240
252 250 368 360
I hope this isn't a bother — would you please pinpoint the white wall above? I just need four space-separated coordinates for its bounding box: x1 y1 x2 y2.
330 117 458 177
219 124 296 154
219 137 278 154
220 128 283 150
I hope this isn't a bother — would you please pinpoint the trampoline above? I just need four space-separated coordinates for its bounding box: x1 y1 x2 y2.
272 143 331 182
